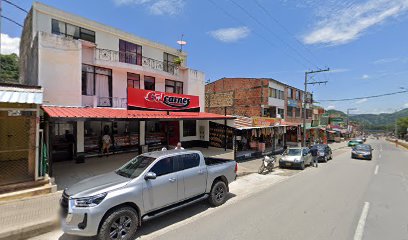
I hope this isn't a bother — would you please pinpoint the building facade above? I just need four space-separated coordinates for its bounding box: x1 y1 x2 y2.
205 77 312 124
19 3 230 167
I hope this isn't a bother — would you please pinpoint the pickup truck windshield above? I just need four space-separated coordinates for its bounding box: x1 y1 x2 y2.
115 156 156 179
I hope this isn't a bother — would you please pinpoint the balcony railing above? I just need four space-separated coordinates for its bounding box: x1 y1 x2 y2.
97 97 127 108
96 48 179 75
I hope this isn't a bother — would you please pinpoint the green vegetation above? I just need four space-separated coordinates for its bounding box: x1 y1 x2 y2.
396 117 408 138
326 108 408 131
0 53 19 83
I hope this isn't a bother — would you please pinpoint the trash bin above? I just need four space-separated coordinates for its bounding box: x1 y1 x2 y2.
75 153 85 164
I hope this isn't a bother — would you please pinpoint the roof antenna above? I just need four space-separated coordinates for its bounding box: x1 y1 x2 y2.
177 34 187 52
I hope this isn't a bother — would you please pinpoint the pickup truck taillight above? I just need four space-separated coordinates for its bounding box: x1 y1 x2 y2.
234 163 238 173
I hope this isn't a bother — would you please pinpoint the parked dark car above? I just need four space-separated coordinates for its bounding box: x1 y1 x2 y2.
310 144 333 162
351 144 373 160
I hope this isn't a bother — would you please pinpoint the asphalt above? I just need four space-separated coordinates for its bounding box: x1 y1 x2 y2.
29 139 408 240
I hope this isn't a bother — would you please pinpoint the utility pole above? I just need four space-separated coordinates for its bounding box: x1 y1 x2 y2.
347 108 357 139
302 68 330 147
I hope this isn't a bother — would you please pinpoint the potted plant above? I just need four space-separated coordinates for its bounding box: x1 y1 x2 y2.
174 57 183 66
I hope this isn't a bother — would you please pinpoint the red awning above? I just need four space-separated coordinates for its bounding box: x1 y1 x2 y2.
42 106 235 120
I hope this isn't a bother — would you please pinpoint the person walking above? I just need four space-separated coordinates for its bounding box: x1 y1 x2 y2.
102 133 112 156
310 147 318 168
175 142 184 150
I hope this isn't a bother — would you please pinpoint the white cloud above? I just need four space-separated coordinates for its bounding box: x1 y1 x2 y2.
208 27 251 43
355 98 368 104
326 105 336 110
113 0 185 15
362 74 370 79
330 68 349 73
404 103 408 108
373 57 400 64
303 0 408 45
1 33 20 55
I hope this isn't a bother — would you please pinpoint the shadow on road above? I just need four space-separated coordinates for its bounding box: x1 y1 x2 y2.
58 193 237 240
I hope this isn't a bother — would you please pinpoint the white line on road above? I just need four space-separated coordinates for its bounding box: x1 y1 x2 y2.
354 202 370 240
374 165 379 175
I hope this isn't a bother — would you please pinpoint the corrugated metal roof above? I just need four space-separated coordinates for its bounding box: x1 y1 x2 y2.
0 86 43 104
42 106 235 120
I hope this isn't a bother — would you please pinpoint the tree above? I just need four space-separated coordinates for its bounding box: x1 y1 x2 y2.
397 117 408 138
0 53 19 83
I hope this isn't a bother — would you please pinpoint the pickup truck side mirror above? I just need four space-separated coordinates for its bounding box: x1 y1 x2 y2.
144 172 157 180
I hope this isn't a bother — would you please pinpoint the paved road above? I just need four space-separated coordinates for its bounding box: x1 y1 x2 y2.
31 139 408 240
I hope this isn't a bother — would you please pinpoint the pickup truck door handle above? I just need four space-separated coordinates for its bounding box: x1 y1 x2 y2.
169 178 176 183
198 170 205 175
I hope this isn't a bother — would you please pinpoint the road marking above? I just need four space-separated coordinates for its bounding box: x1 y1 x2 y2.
354 202 370 240
374 165 379 175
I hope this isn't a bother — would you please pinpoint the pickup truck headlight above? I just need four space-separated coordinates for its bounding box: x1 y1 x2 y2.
74 193 107 208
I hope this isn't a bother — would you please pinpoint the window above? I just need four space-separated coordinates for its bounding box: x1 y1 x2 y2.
278 108 285 118
295 108 301 118
119 39 142 65
288 89 293 99
150 157 174 177
163 52 177 74
127 73 140 89
144 76 155 90
295 90 302 100
287 106 294 117
165 79 183 94
269 88 284 99
307 109 313 119
183 120 196 137
180 154 200 170
51 19 95 43
82 64 112 106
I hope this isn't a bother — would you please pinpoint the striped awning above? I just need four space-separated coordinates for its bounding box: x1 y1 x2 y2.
0 84 43 104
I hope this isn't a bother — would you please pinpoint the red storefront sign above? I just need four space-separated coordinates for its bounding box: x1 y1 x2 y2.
127 88 200 111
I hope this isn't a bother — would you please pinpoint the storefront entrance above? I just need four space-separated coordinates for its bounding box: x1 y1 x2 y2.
163 121 180 146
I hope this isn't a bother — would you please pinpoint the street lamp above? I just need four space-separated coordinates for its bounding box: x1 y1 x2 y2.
347 108 357 138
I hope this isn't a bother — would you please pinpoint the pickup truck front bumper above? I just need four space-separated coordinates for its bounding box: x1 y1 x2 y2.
60 195 105 237
279 160 303 168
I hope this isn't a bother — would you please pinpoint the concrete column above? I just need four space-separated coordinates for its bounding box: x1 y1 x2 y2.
140 121 145 145
77 120 85 153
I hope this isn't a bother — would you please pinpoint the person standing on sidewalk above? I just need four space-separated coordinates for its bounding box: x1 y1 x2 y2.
310 147 318 168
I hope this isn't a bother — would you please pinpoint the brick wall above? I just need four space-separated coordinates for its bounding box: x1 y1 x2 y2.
205 78 268 117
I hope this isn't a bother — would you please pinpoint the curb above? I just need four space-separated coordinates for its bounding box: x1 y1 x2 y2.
0 220 58 240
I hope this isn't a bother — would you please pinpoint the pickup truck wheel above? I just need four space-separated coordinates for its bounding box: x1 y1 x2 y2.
98 207 138 240
209 181 227 207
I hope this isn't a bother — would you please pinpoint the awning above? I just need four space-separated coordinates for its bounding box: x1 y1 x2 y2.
42 106 235 120
0 84 43 104
280 121 301 127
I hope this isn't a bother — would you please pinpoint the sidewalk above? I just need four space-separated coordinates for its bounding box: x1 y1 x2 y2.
0 192 61 239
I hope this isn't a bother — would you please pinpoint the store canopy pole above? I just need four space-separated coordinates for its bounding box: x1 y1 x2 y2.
224 107 227 151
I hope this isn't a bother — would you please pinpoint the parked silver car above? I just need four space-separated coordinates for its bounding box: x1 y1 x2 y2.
279 147 313 170
60 150 237 240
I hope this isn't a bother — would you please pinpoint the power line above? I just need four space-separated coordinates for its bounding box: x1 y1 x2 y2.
228 0 320 69
253 0 322 67
206 0 309 69
2 0 28 13
1 15 23 27
317 90 408 102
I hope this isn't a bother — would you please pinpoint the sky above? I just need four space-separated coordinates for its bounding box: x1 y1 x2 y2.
1 0 408 114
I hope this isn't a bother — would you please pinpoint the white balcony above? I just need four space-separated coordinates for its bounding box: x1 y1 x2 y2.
82 95 127 108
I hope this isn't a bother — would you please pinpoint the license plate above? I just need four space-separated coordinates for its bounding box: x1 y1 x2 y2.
286 162 292 166
358 154 363 158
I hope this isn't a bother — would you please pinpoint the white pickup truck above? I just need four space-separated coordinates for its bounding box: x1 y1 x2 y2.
60 150 237 240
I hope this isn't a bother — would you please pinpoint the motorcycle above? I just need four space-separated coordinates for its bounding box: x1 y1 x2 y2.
258 155 276 174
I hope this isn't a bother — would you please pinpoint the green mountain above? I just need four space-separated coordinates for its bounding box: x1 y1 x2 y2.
326 108 408 130
350 108 408 126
